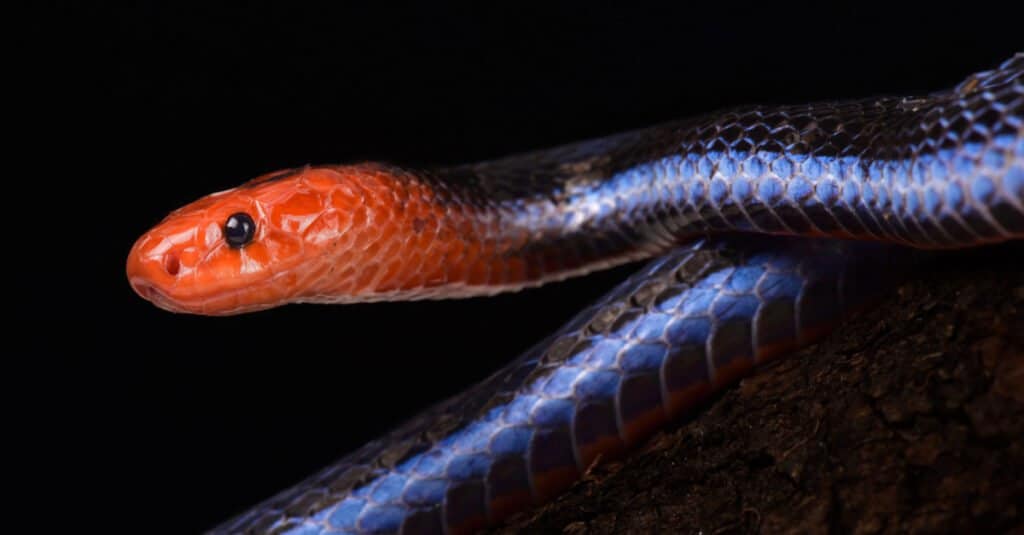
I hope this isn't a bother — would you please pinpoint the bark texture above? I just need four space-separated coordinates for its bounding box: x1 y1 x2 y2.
490 243 1024 534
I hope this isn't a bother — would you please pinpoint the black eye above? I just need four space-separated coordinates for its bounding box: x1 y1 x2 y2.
224 212 256 248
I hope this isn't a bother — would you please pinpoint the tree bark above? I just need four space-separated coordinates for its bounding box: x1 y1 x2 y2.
490 243 1024 534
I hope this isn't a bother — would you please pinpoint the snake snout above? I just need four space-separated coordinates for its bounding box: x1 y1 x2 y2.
126 235 187 311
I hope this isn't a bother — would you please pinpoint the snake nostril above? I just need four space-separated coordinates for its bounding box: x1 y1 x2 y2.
164 252 180 276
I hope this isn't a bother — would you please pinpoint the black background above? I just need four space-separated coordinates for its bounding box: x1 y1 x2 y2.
27 4 1020 534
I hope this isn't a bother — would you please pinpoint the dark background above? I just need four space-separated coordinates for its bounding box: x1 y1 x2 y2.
27 4 1019 534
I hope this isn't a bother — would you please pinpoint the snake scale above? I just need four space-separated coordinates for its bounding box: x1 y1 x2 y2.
128 54 1023 534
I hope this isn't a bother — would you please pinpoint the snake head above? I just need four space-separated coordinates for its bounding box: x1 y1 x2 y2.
126 167 339 315
127 164 471 315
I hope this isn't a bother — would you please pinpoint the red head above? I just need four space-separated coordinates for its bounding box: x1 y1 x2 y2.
127 165 472 314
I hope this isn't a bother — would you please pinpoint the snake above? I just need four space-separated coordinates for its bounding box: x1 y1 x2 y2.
127 54 1023 534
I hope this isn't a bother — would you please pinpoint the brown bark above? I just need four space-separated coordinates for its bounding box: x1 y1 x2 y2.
491 243 1024 534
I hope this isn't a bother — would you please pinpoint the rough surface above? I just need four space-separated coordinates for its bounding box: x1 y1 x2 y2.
490 243 1023 534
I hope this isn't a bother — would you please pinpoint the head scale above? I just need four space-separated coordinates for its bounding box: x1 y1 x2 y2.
127 165 408 315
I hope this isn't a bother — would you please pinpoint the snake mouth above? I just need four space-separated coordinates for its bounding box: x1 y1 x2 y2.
129 278 188 313
128 270 299 315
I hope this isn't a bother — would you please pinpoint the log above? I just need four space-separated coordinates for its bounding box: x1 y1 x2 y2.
490 243 1024 534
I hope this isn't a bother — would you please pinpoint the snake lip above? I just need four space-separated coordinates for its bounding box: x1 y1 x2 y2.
129 278 184 313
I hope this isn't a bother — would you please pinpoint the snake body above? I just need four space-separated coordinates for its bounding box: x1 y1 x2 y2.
127 55 1023 534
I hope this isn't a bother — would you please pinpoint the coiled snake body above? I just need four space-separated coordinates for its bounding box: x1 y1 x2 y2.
128 55 1023 534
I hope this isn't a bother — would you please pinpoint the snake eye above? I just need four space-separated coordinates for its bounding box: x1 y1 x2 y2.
224 212 256 248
